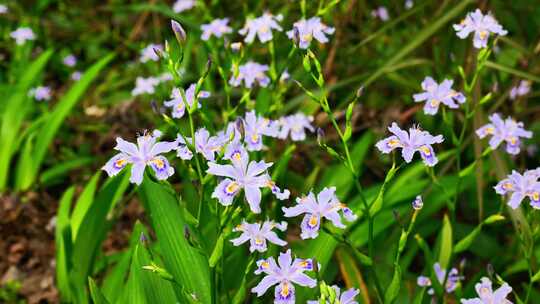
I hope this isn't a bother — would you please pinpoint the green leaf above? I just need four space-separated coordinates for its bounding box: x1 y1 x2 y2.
14 132 36 190
138 176 212 304
24 53 115 190
209 234 224 268
384 264 401 304
0 49 53 191
438 214 453 269
453 225 481 254
532 269 540 283
40 156 94 186
123 244 178 304
55 187 75 301
71 172 101 239
485 60 540 83
72 171 130 288
88 277 111 304
343 101 355 142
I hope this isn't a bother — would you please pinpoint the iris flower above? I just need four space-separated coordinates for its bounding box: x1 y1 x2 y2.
243 110 279 151
278 113 315 141
453 9 507 49
494 168 540 209
417 263 462 295
282 187 356 239
164 84 210 119
287 17 335 49
252 249 317 304
376 123 444 166
102 130 177 185
461 277 512 304
230 220 287 252
229 61 270 88
413 77 466 115
10 27 35 45
201 18 232 41
207 148 289 213
239 12 283 43
476 113 532 155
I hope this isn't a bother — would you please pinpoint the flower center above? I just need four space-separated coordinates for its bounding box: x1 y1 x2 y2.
225 181 240 194
387 139 400 148
302 33 313 42
151 158 165 169
280 282 290 297
420 145 431 156
503 182 513 190
251 133 260 144
479 30 488 40
114 158 127 169
308 215 318 228
430 99 440 106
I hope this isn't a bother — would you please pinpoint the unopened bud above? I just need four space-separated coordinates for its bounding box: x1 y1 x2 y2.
292 26 300 47
153 47 163 60
487 263 494 277
150 100 160 114
183 225 191 240
412 195 423 210
171 20 186 43
356 86 364 98
316 128 325 146
235 117 245 138
139 232 148 244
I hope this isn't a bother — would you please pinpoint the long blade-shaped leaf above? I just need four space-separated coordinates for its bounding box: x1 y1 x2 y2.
139 176 212 304
25 53 115 190
0 49 53 191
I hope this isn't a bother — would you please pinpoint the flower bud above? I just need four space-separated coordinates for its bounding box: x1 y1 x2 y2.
412 195 423 210
171 19 186 43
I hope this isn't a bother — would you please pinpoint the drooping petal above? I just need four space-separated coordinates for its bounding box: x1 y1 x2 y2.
129 162 146 185
244 185 262 213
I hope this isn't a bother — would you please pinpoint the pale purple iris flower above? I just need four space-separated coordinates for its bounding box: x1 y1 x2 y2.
140 44 162 63
201 18 233 41
0 4 7 14
10 27 35 45
308 286 360 304
252 249 317 304
176 128 223 162
239 12 283 43
376 123 444 166
29 86 52 101
417 263 462 295
282 187 357 239
207 149 289 213
102 130 177 185
231 220 287 252
461 277 512 304
131 76 160 96
413 77 466 115
71 71 82 81
278 113 314 141
164 84 210 119
173 0 195 13
476 113 532 155
243 110 279 151
494 168 540 209
509 80 531 100
287 17 335 49
453 9 507 49
405 0 414 10
63 54 77 67
371 7 390 21
229 61 270 88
